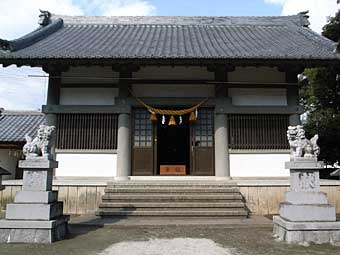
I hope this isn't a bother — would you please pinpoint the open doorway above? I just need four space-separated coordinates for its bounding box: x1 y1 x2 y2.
157 115 191 175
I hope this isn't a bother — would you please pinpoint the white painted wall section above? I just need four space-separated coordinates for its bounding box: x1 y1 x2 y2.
132 84 215 97
230 153 290 177
228 67 286 83
60 88 119 105
0 149 19 180
55 153 117 177
134 66 214 80
61 66 119 84
228 88 287 106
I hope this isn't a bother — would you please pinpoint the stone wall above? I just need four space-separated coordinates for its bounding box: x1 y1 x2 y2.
0 181 339 215
238 181 340 215
0 184 105 215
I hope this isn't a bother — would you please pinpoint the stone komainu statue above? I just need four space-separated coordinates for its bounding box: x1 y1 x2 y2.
287 125 320 160
23 125 56 160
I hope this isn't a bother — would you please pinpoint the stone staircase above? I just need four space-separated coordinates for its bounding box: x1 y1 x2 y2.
96 181 248 218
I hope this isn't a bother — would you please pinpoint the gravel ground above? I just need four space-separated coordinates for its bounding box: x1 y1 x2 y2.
1 223 340 255
98 238 235 255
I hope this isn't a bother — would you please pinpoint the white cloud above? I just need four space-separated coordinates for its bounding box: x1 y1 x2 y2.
0 0 83 110
0 0 84 40
0 0 156 110
264 0 338 33
79 0 156 16
0 66 48 110
264 0 286 4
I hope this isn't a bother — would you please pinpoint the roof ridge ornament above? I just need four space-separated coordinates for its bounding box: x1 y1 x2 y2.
334 43 340 54
38 10 51 27
298 11 310 27
0 39 10 51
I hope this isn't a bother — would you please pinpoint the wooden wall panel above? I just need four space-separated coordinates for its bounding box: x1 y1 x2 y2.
57 114 118 150
0 184 338 216
228 114 289 150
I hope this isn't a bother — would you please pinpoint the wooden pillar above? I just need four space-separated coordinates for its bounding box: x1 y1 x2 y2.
208 65 234 178
116 113 131 180
214 113 230 178
113 65 139 179
43 65 68 160
43 65 68 124
284 66 304 126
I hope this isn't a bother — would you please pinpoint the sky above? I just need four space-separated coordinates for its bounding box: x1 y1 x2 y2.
0 0 339 110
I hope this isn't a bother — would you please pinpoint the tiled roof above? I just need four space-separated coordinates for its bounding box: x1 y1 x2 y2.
0 14 339 61
0 111 45 143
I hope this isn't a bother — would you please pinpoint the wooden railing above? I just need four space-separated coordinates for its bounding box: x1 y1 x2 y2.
228 114 289 150
56 114 118 150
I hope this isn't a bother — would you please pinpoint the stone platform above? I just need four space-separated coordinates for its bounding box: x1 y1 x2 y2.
273 216 340 245
0 159 69 243
273 158 340 245
0 215 69 243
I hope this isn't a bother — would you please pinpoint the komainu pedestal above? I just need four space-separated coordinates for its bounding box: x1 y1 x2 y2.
273 159 340 245
0 159 69 243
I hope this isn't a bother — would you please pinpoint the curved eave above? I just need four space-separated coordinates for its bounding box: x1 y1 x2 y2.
0 19 64 52
0 56 339 68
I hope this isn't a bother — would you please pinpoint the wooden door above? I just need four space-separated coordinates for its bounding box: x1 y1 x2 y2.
191 109 214 176
132 109 154 176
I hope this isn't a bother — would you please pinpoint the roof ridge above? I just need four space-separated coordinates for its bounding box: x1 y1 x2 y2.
1 110 43 116
51 14 304 27
65 23 291 27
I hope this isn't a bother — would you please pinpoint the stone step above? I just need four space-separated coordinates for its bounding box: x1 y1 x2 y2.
104 187 240 193
98 202 245 208
97 181 248 218
106 181 237 188
96 209 248 217
102 193 243 202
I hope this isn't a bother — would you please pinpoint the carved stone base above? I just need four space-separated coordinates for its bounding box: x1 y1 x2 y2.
279 202 336 222
273 216 340 245
14 191 58 203
284 191 328 205
5 202 63 220
0 216 69 243
1 159 69 243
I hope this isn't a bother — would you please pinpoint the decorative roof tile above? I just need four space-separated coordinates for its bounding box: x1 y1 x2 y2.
0 111 45 143
0 13 339 61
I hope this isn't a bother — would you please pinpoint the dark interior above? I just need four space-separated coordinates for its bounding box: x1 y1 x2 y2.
157 115 190 174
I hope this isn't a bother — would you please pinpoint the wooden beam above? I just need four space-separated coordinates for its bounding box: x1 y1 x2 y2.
127 97 216 107
2 58 339 70
61 83 119 88
216 105 304 114
42 104 131 114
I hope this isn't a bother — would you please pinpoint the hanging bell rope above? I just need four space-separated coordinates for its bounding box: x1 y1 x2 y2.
149 112 157 122
128 88 208 124
134 97 208 116
189 111 197 122
168 115 177 126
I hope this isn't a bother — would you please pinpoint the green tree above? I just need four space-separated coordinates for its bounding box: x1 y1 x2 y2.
300 10 340 166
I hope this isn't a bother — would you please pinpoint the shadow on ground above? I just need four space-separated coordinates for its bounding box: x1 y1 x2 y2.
0 216 340 255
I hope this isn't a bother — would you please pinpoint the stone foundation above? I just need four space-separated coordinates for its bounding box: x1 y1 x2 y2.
0 215 69 243
273 216 340 245
0 159 69 243
273 159 340 245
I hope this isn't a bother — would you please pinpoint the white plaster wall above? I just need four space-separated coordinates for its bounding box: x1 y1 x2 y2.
61 66 119 84
0 149 18 180
134 66 214 80
132 84 215 97
55 153 117 177
228 67 286 83
60 88 119 105
230 153 290 177
228 88 287 106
